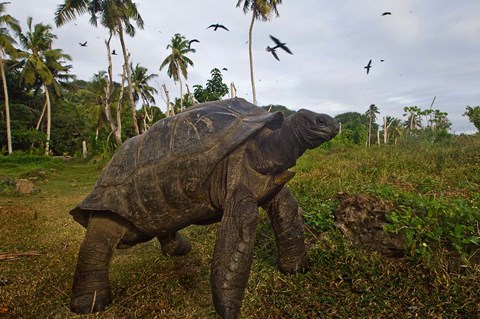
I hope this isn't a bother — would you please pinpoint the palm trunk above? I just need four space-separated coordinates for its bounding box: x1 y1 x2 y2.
179 76 183 111
117 22 139 135
104 35 122 146
162 84 172 117
248 11 257 105
44 84 51 156
1 57 12 154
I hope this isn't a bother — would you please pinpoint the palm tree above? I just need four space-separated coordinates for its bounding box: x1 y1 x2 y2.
365 104 379 146
55 0 144 135
160 33 195 112
17 17 73 155
403 106 422 133
0 2 21 154
130 62 158 130
236 0 283 105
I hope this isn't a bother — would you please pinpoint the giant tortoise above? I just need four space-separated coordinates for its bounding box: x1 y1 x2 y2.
69 97 339 318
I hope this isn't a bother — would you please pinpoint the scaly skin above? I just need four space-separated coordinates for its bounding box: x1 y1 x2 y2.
70 213 128 314
263 187 308 274
211 184 259 319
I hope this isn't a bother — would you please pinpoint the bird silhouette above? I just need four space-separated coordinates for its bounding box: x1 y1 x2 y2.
266 47 280 61
364 59 372 74
79 41 87 47
269 35 293 54
207 24 229 31
382 12 392 16
380 59 385 62
266 35 292 61
188 39 200 48
222 68 228 71
112 49 117 55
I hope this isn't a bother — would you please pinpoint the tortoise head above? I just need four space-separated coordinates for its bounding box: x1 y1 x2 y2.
288 109 339 149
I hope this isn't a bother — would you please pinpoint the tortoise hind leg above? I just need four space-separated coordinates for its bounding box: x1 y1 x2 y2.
157 232 191 256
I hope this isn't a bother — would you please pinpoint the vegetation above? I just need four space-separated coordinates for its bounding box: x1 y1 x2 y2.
1 136 479 318
160 33 195 112
464 105 480 132
193 68 229 103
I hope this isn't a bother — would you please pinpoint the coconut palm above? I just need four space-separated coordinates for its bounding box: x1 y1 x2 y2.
17 17 73 155
236 0 283 105
403 106 422 132
365 104 379 146
0 2 21 154
55 0 144 135
130 62 158 131
160 33 195 112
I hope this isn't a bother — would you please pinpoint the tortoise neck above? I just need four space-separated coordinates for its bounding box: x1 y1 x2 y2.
248 116 306 174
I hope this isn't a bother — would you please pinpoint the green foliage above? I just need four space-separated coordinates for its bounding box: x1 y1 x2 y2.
463 105 480 132
385 194 480 259
334 111 368 145
292 135 480 264
193 68 228 103
261 104 296 117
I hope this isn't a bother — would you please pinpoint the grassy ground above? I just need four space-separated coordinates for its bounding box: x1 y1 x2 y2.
1 137 479 318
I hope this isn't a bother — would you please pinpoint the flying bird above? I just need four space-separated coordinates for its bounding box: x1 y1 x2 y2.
79 41 87 47
188 39 200 48
269 35 293 54
207 23 229 31
222 68 228 71
112 49 117 55
266 47 280 61
380 59 385 62
364 59 372 74
382 12 392 16
266 35 292 61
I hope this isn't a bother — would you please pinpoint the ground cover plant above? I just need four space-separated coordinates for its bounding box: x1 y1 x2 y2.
0 135 479 318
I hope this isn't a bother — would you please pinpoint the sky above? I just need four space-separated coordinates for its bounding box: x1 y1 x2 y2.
8 0 480 133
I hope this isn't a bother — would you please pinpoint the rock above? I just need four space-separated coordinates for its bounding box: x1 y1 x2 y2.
334 194 406 257
15 179 40 194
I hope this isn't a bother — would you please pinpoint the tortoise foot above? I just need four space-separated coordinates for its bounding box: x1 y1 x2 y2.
70 288 111 314
159 233 192 256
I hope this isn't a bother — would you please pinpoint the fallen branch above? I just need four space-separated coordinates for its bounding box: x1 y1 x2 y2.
0 251 41 262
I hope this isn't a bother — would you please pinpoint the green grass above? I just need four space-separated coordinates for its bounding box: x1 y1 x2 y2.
0 137 479 318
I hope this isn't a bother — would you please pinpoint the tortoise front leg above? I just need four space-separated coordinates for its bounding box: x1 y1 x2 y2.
70 212 128 314
263 186 308 274
211 184 259 319
157 231 191 256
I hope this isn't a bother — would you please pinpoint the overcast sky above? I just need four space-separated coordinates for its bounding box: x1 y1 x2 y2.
9 0 480 133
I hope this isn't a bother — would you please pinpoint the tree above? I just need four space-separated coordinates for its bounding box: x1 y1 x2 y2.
17 17 73 155
55 0 145 135
193 68 228 103
160 33 195 111
130 62 158 131
236 0 283 105
403 106 422 132
0 2 21 154
334 112 369 145
365 104 379 146
463 105 480 132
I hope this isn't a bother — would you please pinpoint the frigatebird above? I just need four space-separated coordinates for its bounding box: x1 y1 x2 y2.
207 24 229 31
266 35 292 61
79 41 87 47
364 59 372 74
188 39 200 48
